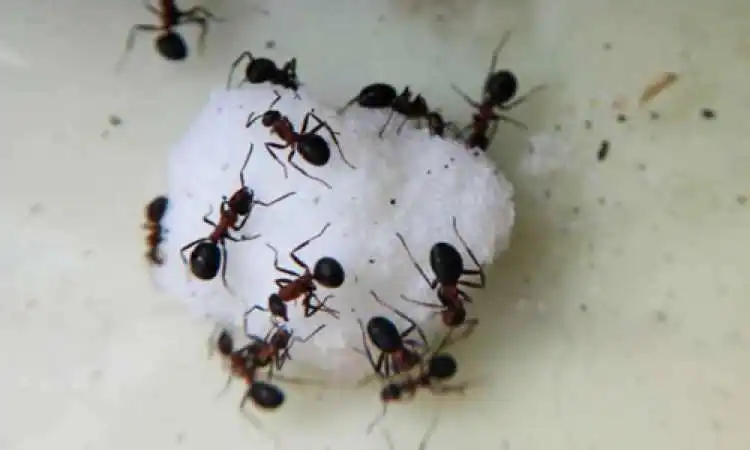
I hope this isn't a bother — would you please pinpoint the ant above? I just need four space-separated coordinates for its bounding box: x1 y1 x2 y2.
122 0 222 62
143 195 169 265
451 31 545 149
226 51 302 98
336 83 399 115
245 92 356 189
247 222 344 322
179 143 296 290
212 329 286 411
241 311 327 379
356 290 430 383
366 353 465 434
395 216 485 345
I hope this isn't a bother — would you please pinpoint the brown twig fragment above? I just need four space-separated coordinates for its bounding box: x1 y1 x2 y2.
639 72 679 106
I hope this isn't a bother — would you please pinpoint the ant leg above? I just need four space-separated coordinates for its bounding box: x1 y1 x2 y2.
335 96 359 116
418 415 441 450
307 112 356 169
267 90 282 110
356 317 386 379
141 0 160 15
450 317 479 346
243 305 269 337
253 191 296 207
179 16 209 54
291 324 327 344
227 52 253 89
265 142 289 179
395 233 439 289
218 240 234 293
264 242 301 277
224 232 260 243
123 24 160 54
179 239 205 264
377 109 397 138
288 149 332 188
289 222 330 271
451 216 486 288
182 6 224 22
494 113 528 131
395 116 411 135
399 294 443 310
305 293 339 319
238 143 254 187
482 31 512 92
502 84 546 110
369 291 428 347
245 112 262 128
450 84 481 109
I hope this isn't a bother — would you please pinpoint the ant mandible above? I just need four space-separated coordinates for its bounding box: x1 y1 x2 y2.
179 143 296 290
356 290 430 383
226 51 302 98
242 311 326 379
366 353 465 434
122 0 222 61
395 216 485 345
143 195 169 265
245 92 356 189
248 222 344 322
451 31 545 148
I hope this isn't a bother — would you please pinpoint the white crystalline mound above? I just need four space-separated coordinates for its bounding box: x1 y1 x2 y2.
155 85 515 381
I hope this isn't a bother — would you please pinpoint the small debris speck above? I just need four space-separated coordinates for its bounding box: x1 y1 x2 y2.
473 151 480 157
603 42 612 50
580 304 588 312
544 189 552 199
636 162 647 171
426 170 432 175
572 206 581 215
443 164 449 169
108 114 122 126
584 119 592 130
389 198 396 205
264 40 276 49
29 203 43 214
597 140 610 161
378 14 386 22
737 194 747 205
368 258 375 264
655 310 668 322
616 113 627 123
649 111 660 120
597 197 606 205
700 108 716 120
554 124 562 132
450 157 455 162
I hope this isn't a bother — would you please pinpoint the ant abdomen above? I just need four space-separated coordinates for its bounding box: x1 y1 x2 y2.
298 135 331 166
246 58 277 83
429 242 464 283
484 70 518 105
312 257 345 287
428 353 458 380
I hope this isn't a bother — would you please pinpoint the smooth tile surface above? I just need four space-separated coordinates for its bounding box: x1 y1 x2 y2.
0 0 748 449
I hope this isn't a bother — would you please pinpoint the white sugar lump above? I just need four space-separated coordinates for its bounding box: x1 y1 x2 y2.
154 85 515 381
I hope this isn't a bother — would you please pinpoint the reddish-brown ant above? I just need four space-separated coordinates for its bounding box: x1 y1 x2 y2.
366 352 465 433
179 143 295 290
226 51 302 98
356 290 430 383
245 92 356 189
122 0 222 61
247 222 344 321
143 195 169 265
377 87 459 139
451 31 545 149
395 216 485 345
241 311 326 379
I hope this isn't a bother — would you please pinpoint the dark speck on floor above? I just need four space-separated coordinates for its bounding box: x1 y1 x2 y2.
700 108 716 120
450 157 455 162
597 197 606 205
603 42 612 50
368 258 375 264
389 198 396 206
649 111 660 120
554 124 562 132
597 140 610 161
737 194 747 205
637 162 647 171
29 203 43 214
655 310 668 323
473 151 480 157
426 169 432 175
443 164 449 169
572 206 581 215
108 114 122 126
616 113 627 123
579 303 588 312
584 119 592 130
265 40 276 49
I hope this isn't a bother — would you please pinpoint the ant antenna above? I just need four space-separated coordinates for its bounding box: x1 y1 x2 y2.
366 402 388 435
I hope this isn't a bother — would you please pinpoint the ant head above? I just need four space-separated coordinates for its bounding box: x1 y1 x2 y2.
155 32 188 61
484 70 518 105
250 381 285 409
216 330 234 356
145 195 169 223
427 353 457 380
261 110 281 126
228 188 253 216
380 383 403 402
313 257 345 288
268 294 288 321
443 307 466 327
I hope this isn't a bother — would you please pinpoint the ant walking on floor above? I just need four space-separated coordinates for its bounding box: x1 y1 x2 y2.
143 195 169 265
451 31 545 150
226 51 302 98
121 0 223 62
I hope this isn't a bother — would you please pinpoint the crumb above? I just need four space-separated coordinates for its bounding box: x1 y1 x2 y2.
264 40 276 49
389 198 396 205
700 108 716 120
602 42 612 50
584 119 592 130
108 114 122 126
737 194 747 205
636 162 647 171
572 206 581 215
616 113 627 123
597 140 610 161
443 164 449 169
597 197 606 205
368 258 375 264
639 72 678 106
649 111 660 120
655 310 668 322
580 303 588 312
426 170 432 175
450 157 455 162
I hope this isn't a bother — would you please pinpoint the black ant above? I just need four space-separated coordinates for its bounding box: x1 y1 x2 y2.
451 31 545 148
356 290 430 383
143 195 169 265
226 51 302 98
123 0 222 62
241 311 327 379
336 83 399 115
179 144 295 290
395 216 485 345
247 222 344 322
366 353 465 433
212 329 286 411
245 92 356 189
